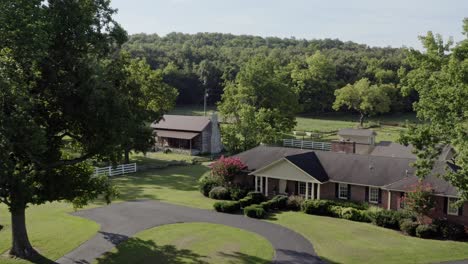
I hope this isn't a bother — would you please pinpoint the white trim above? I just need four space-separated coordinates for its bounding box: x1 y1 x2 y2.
447 197 459 216
383 187 460 199
248 159 285 175
282 159 322 184
338 183 349 200
305 181 309 200
368 187 379 204
265 177 269 196
317 184 320 199
250 158 321 183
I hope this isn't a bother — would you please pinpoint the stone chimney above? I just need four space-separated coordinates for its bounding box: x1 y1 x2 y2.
331 140 356 154
210 112 222 154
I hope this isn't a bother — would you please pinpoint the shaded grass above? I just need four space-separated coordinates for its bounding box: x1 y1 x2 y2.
0 203 99 264
129 152 201 166
110 165 216 209
269 211 468 264
95 223 273 264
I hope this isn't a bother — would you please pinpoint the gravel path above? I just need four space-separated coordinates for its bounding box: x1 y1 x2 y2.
56 200 323 264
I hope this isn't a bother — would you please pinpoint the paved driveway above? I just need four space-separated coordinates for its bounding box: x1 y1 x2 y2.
56 200 323 264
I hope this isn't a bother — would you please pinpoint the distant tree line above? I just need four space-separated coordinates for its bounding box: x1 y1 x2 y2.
123 32 415 115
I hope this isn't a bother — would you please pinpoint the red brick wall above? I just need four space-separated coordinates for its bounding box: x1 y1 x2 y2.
350 185 366 201
320 182 336 199
331 141 355 153
428 196 468 226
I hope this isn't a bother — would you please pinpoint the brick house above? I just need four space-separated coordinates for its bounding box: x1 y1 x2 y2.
150 113 222 155
233 141 466 226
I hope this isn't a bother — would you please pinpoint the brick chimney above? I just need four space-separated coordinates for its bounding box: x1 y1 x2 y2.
331 140 356 154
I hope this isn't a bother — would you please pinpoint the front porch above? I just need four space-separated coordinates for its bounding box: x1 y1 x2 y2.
253 176 321 200
154 129 202 155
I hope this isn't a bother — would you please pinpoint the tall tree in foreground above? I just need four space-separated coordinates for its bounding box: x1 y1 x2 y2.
0 0 167 259
219 56 298 153
332 78 391 127
399 19 468 200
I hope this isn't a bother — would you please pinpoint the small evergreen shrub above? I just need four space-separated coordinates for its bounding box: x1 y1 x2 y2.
0 224 3 231
239 196 254 208
370 210 403 230
209 186 231 200
340 207 370 222
259 201 272 211
287 195 304 211
213 201 240 213
301 200 332 216
244 205 267 219
199 176 219 197
400 219 419 236
433 219 466 240
246 191 266 204
271 195 288 210
328 205 343 217
416 224 438 239
229 186 249 201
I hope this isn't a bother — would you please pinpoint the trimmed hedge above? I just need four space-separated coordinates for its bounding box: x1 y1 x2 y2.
340 207 370 222
259 201 272 211
244 205 267 219
302 200 333 216
416 224 438 239
400 219 418 236
271 195 288 210
199 177 220 197
433 219 466 240
213 201 240 213
246 191 266 204
239 196 254 208
209 186 231 200
229 186 249 201
287 195 304 211
369 210 404 230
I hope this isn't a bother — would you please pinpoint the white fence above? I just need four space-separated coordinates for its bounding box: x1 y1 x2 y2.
283 139 332 151
94 163 137 177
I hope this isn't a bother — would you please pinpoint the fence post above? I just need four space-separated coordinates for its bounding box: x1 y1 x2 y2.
108 166 112 177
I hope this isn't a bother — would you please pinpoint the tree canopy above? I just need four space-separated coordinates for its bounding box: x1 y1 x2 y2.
399 19 468 200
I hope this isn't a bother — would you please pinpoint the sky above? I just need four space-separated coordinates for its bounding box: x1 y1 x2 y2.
111 0 467 49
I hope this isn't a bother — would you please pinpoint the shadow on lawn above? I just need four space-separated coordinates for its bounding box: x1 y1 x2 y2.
95 237 210 264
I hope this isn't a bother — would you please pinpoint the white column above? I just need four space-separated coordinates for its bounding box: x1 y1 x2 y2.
265 177 269 196
317 184 321 200
387 191 391 210
255 176 258 192
311 183 315 200
260 176 263 193
305 182 309 200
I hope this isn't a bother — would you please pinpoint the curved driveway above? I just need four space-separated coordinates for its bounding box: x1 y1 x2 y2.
57 200 323 264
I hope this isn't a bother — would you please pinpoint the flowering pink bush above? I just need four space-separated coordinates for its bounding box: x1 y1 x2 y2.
210 156 246 185
402 182 435 223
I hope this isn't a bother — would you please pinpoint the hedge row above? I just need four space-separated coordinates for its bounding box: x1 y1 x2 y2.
401 219 466 239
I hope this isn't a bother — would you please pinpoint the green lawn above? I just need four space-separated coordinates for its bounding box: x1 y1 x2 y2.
269 211 468 264
129 152 209 166
0 203 99 264
95 222 274 264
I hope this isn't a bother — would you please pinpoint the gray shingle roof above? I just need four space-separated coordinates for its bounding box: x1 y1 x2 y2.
370 141 416 159
234 145 458 196
285 152 329 183
338 128 376 137
151 115 210 132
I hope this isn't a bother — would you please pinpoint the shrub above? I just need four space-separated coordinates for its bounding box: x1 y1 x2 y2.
198 176 219 197
370 210 403 230
332 200 369 210
213 201 240 213
271 195 288 210
244 205 267 219
341 207 370 222
259 201 272 211
246 191 265 204
402 182 435 222
229 186 249 201
329 205 343 217
302 200 332 215
209 186 231 200
416 224 438 239
0 225 3 231
239 196 254 208
287 195 304 211
400 219 419 236
433 219 466 240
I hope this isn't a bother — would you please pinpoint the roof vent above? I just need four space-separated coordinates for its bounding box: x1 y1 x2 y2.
405 169 409 177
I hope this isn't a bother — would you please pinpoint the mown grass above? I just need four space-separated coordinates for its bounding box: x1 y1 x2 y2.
95 222 274 264
269 211 468 264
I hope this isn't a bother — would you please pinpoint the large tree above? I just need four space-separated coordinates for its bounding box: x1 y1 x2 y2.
399 19 468 200
291 51 337 112
333 78 391 127
0 0 168 259
219 55 298 153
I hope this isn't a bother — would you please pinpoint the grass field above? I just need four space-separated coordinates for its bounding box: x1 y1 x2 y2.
170 105 416 143
270 211 468 264
95 223 274 264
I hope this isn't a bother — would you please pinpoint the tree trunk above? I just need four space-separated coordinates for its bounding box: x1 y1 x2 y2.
9 206 36 259
359 113 365 127
124 149 130 164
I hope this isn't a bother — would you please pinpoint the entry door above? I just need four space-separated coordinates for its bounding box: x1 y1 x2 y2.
279 179 287 194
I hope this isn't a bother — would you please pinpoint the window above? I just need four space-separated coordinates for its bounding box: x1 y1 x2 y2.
299 182 306 196
448 198 460 216
338 184 348 199
369 187 379 204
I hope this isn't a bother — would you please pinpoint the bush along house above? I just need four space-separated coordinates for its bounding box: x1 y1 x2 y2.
233 129 466 226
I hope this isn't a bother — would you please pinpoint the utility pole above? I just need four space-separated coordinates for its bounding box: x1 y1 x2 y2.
203 87 208 116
